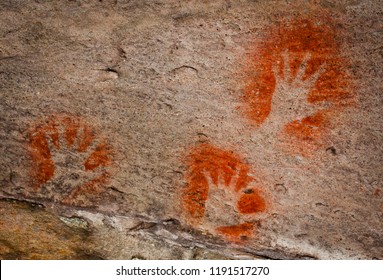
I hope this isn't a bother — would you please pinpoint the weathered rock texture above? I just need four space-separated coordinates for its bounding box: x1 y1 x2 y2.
0 0 382 259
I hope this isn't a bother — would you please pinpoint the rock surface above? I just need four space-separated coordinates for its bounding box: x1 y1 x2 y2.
0 0 382 259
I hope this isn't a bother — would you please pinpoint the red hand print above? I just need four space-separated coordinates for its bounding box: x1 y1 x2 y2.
242 17 355 155
182 143 267 241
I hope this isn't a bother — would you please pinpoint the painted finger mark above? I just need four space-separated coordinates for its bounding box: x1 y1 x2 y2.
77 124 96 153
84 140 113 171
237 190 266 214
61 116 81 148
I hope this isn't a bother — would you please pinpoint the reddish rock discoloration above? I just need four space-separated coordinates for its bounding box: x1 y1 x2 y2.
216 222 254 242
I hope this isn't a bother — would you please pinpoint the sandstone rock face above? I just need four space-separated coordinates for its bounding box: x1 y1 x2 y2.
0 0 382 259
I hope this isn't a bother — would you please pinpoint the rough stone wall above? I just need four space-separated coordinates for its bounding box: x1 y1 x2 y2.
0 0 382 259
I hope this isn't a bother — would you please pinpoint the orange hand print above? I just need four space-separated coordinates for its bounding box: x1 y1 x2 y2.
182 143 267 241
28 114 113 205
242 17 355 155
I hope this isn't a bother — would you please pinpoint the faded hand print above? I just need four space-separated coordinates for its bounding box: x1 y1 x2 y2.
45 123 108 203
28 115 113 205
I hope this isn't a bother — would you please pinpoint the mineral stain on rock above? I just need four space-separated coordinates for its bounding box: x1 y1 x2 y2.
27 114 114 206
